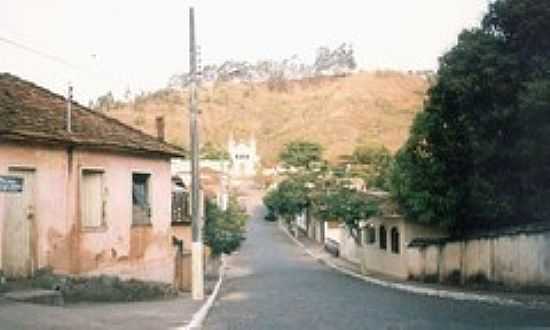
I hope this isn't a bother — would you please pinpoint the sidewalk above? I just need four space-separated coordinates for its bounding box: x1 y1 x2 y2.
0 266 223 330
283 224 550 311
0 293 201 330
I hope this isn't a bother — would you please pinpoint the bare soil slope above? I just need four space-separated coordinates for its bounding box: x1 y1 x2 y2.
106 71 428 166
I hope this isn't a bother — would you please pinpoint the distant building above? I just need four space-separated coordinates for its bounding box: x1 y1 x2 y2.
228 136 260 178
0 74 188 285
171 158 230 176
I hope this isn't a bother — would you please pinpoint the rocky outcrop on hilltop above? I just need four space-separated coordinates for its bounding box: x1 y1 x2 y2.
168 43 357 88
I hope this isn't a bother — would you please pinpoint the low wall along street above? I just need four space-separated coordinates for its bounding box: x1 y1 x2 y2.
407 223 550 290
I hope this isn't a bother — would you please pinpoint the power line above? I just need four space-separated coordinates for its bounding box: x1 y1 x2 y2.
0 35 81 70
0 34 131 101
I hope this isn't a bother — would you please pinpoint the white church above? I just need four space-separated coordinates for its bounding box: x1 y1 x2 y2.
228 136 261 178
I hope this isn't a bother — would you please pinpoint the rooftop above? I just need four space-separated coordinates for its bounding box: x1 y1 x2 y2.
0 73 185 158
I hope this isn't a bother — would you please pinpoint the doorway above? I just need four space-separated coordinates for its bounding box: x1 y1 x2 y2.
2 168 35 278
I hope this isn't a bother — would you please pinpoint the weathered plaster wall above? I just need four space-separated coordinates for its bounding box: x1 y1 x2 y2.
73 149 175 283
440 242 461 283
407 230 550 289
0 143 179 284
362 217 446 280
339 228 362 265
0 143 71 273
361 217 408 279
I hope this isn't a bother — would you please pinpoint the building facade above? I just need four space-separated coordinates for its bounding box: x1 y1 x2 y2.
228 136 260 178
0 74 187 285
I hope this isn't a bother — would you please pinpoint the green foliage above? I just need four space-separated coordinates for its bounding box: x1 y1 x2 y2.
316 185 379 232
279 140 323 169
204 197 248 256
350 145 393 190
391 0 550 233
263 175 310 220
201 141 230 160
264 212 277 222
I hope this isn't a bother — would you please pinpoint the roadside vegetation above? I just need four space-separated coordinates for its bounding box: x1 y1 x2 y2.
266 0 550 241
203 196 248 256
0 268 177 303
263 140 381 234
389 0 550 235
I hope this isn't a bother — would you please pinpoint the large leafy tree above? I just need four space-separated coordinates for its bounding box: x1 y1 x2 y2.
263 175 310 220
391 0 550 234
350 145 393 190
316 185 379 237
279 141 323 169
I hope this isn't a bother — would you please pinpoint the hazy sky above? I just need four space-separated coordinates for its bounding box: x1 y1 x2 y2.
2 0 489 103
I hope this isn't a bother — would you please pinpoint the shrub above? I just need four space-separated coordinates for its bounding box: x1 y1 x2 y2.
264 212 277 222
204 197 248 256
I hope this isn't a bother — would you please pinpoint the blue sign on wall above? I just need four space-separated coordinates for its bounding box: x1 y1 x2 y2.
0 176 24 193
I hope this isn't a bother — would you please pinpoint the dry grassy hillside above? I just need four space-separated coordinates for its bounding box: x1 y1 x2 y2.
106 71 428 166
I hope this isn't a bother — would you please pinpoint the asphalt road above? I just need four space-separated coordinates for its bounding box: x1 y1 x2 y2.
204 190 550 330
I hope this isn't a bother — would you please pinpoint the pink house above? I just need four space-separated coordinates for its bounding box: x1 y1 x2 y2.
0 73 188 284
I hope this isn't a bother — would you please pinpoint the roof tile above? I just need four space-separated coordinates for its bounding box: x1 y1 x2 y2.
0 73 186 157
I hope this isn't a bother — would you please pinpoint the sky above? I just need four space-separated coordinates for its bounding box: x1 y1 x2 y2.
1 0 489 104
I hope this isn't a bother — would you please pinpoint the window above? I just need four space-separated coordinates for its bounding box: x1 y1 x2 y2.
80 169 105 228
172 189 190 224
391 227 400 254
379 225 387 250
364 225 376 245
132 173 151 225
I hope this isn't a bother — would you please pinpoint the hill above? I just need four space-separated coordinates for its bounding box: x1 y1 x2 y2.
105 71 429 166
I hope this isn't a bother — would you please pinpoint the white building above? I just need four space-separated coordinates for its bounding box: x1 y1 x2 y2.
171 158 230 176
228 136 261 178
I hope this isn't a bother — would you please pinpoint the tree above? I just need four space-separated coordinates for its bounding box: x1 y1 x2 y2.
263 175 310 221
350 145 393 190
316 185 379 240
203 197 248 256
200 142 230 160
94 91 116 111
279 140 323 169
391 0 550 233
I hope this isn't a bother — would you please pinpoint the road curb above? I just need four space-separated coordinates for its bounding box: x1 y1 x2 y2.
279 223 529 308
184 255 226 330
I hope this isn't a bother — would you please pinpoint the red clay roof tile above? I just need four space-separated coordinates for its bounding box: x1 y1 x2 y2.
0 73 186 157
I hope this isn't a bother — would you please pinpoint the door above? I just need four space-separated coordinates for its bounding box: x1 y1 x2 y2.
2 168 35 278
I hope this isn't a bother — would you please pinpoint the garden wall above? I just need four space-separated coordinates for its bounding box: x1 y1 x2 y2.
407 223 550 290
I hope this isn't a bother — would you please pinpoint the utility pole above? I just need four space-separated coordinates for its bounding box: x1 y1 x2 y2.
189 6 204 301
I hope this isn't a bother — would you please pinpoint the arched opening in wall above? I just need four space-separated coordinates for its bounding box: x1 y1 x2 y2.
379 225 387 250
390 227 400 254
363 225 376 245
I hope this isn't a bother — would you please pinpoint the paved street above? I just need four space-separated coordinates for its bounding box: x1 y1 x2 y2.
204 190 550 330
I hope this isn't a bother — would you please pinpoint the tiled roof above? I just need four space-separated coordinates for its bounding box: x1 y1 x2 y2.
0 73 186 157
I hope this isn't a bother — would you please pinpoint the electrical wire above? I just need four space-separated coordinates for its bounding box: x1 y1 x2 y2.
0 35 82 70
